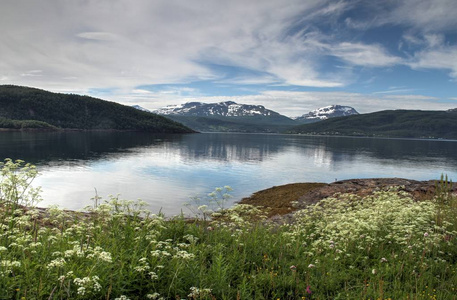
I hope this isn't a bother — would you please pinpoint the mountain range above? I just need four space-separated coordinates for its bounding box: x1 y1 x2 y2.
146 101 457 139
147 102 358 133
1 86 454 139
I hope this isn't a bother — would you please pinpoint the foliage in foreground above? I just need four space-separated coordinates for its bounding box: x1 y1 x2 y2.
0 159 456 299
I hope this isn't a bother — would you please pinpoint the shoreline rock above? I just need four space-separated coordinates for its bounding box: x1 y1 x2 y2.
239 178 457 218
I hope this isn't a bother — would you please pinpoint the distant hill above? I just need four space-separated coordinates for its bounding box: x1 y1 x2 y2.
0 85 194 133
287 109 457 139
153 101 297 133
294 105 359 124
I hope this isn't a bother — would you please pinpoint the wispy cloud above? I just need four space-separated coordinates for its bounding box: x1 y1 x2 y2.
76 32 119 42
330 42 402 67
409 45 457 79
0 0 456 111
0 0 404 93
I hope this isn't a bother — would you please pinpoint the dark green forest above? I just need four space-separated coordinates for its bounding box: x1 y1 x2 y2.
0 85 194 133
287 109 457 139
166 114 296 133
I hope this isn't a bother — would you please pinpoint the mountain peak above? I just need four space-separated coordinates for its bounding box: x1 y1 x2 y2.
295 105 359 122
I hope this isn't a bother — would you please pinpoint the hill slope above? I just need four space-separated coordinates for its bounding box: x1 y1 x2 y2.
287 109 457 139
0 85 194 133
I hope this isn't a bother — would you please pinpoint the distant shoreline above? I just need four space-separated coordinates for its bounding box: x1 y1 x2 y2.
0 127 198 133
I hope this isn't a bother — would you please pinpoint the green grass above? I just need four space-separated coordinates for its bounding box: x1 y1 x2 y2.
0 159 456 299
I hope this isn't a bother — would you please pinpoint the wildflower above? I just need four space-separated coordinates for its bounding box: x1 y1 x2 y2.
381 257 388 263
372 269 376 275
308 264 315 268
149 272 159 280
77 287 86 296
188 287 212 298
290 265 297 271
424 232 429 237
306 285 312 294
47 258 66 269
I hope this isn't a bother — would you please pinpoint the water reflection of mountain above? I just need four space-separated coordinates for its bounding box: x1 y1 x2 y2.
176 133 285 162
316 136 457 162
1 131 457 167
174 134 362 164
0 131 184 165
174 134 457 165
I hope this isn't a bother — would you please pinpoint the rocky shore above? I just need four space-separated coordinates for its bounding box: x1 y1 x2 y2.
239 178 457 217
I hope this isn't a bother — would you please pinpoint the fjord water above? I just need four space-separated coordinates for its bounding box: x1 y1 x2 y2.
1 131 457 215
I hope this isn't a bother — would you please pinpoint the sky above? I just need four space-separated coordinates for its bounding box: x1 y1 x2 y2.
1 0 457 117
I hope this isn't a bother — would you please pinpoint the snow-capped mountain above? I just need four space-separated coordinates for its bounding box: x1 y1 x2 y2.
131 105 152 113
295 105 359 122
154 101 283 118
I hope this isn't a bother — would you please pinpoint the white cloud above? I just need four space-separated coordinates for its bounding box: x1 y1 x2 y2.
330 42 402 67
76 32 119 42
1 0 345 92
373 88 417 95
409 46 457 79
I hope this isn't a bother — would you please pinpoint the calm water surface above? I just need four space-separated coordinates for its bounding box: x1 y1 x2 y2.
1 131 457 215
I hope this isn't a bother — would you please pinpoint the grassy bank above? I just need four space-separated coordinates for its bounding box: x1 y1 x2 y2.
1 159 456 299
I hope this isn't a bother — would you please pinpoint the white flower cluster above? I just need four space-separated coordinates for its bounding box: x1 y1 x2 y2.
0 260 21 277
188 286 213 299
47 257 66 269
289 189 446 254
86 246 113 263
74 275 102 296
146 292 164 300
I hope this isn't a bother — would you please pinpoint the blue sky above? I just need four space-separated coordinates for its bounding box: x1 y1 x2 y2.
1 0 457 116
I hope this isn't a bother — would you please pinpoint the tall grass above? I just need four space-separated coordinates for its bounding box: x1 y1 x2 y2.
0 159 456 299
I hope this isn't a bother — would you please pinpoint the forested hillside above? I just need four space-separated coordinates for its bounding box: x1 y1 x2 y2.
165 115 297 133
0 86 194 133
287 109 457 139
